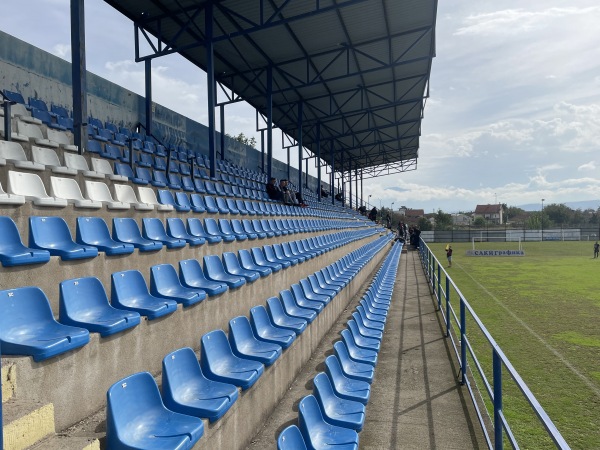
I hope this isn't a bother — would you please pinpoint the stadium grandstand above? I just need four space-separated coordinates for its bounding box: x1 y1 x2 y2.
0 1 570 450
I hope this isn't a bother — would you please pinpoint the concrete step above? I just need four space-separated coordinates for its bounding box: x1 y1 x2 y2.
2 362 16 403
28 435 101 450
3 399 55 450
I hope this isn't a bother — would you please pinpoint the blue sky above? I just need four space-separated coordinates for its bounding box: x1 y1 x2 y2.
2 1 600 212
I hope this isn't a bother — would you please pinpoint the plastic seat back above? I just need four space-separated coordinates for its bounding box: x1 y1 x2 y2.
0 216 50 266
29 216 98 260
0 286 90 361
142 217 186 248
150 263 206 306
112 218 163 251
162 347 238 422
200 330 264 390
178 259 228 296
228 316 281 365
222 252 259 282
266 297 307 334
107 372 204 450
59 276 140 336
202 255 246 288
111 270 178 319
313 372 366 431
7 171 67 207
277 425 308 450
76 217 135 255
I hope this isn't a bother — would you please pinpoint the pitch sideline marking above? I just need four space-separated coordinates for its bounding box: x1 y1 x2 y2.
455 261 600 399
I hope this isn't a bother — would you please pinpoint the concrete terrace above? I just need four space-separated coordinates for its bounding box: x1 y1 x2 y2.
247 247 487 449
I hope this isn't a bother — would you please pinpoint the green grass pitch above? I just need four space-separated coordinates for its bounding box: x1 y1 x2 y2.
428 241 600 449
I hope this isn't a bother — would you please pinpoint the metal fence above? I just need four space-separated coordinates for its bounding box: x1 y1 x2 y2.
421 227 599 243
418 240 570 449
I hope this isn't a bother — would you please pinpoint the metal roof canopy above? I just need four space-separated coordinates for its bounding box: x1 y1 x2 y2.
103 0 437 179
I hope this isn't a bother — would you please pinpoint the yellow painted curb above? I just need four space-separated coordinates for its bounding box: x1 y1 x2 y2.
81 440 101 450
4 403 55 450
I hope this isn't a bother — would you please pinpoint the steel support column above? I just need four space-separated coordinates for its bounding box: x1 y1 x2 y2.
349 164 352 209
70 0 87 154
205 1 217 178
144 59 152 135
267 65 273 180
316 122 321 202
355 167 359 210
360 169 364 206
305 158 308 189
297 101 303 198
260 129 265 173
330 142 335 205
341 151 345 204
287 147 291 180
220 104 225 160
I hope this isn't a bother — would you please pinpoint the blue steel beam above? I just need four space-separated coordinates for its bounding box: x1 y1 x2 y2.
145 59 152 135
297 101 303 198
206 1 217 179
71 0 87 154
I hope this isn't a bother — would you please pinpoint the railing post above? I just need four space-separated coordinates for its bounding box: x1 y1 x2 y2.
445 276 451 337
437 263 441 309
2 101 12 142
493 349 503 450
460 297 467 385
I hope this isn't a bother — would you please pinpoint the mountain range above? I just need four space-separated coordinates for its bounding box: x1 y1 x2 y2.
518 200 600 212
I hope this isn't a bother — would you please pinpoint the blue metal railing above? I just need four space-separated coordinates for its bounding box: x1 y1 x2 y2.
419 240 570 449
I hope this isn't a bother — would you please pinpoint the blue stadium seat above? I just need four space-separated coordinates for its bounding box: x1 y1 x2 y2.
350 313 383 340
202 255 246 288
263 245 291 268
313 372 365 431
204 218 235 242
231 219 255 240
114 162 147 185
175 192 202 213
235 199 253 215
214 196 231 214
252 219 273 237
111 270 178 319
59 277 140 336
261 220 281 236
75 217 135 256
150 264 206 307
219 218 246 241
29 216 99 260
273 243 298 265
0 216 50 266
203 196 221 214
249 305 296 349
200 330 263 390
290 284 326 312
319 268 345 290
346 320 381 352
188 194 207 213
152 169 169 186
112 218 163 252
277 425 308 450
324 356 370 405
333 341 374 383
314 271 342 294
299 278 331 304
158 189 190 212
298 395 359 450
238 249 271 277
356 303 386 324
166 218 205 246
266 297 307 335
222 252 260 283
162 347 238 422
308 274 337 298
142 218 187 249
279 290 318 322
166 173 182 190
282 242 305 263
355 306 385 331
228 316 281 366
107 372 204 450
359 298 388 318
204 180 217 195
340 329 378 366
225 198 240 214
179 259 228 296
186 218 221 244
251 247 282 272
241 219 264 238
0 286 89 361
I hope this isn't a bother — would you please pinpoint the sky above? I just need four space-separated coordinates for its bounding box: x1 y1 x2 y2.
1 1 600 213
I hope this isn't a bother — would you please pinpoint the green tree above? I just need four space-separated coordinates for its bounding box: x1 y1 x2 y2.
525 212 550 230
473 216 486 228
226 132 257 148
544 203 572 225
433 209 452 230
418 217 432 231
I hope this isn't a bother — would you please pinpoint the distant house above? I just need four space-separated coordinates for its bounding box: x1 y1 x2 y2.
452 213 472 226
399 208 425 220
474 204 503 224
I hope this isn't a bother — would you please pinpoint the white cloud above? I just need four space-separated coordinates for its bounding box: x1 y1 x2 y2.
578 161 596 171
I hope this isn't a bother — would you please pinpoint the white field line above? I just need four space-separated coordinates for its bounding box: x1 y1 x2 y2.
455 261 600 399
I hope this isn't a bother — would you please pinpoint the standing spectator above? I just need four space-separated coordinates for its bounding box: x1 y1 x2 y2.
320 185 329 197
368 207 377 222
386 214 391 229
594 241 599 258
446 245 453 267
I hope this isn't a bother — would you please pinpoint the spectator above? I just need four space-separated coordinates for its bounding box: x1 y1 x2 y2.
335 192 343 203
358 205 367 215
279 179 295 205
320 185 329 197
266 177 282 201
368 207 377 221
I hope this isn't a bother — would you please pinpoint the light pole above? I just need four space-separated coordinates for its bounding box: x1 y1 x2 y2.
541 198 545 242
368 194 372 208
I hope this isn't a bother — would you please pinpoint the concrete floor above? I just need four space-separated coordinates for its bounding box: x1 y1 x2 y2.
246 247 487 449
